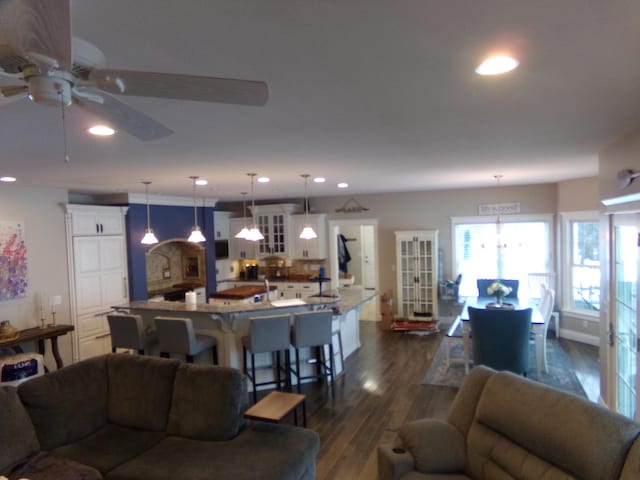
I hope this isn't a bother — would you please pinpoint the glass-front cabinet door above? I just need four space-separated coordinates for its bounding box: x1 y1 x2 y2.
611 213 640 420
395 230 439 320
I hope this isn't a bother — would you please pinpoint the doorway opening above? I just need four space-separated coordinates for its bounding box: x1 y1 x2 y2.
328 219 379 320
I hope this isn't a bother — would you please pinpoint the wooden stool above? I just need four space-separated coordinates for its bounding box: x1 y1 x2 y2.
244 391 307 427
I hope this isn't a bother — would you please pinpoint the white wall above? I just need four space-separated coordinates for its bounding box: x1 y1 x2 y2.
0 186 73 369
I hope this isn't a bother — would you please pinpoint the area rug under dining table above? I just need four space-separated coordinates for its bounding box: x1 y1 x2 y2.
422 333 587 398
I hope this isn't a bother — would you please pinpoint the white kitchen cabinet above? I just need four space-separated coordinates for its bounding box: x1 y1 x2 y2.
250 204 297 258
273 281 320 300
229 217 255 259
65 205 129 362
213 211 232 240
70 205 124 236
395 230 439 320
291 213 327 259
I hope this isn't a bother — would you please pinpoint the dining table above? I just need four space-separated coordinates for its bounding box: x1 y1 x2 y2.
448 296 545 375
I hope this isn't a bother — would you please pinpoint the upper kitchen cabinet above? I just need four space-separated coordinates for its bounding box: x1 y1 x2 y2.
213 211 232 240
229 217 256 260
291 213 328 259
250 204 297 259
69 204 125 236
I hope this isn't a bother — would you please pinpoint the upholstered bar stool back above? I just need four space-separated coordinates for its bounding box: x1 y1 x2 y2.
242 314 292 404
290 310 335 397
107 313 154 355
154 316 218 364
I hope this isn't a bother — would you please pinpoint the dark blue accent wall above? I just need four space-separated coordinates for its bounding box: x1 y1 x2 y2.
125 204 217 301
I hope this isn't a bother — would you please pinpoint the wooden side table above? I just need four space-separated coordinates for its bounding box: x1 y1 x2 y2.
244 391 307 427
0 324 74 371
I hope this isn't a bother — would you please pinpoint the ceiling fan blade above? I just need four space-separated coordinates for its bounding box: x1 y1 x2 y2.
73 87 174 141
89 69 269 106
0 0 72 71
0 84 27 97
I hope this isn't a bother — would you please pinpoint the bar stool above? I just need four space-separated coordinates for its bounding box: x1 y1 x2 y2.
154 316 218 364
290 310 335 397
242 314 292 404
107 313 156 355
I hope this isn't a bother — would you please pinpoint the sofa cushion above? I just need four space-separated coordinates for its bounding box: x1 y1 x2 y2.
167 363 248 440
51 423 165 475
399 419 466 474
0 386 40 474
106 354 180 432
104 422 320 480
7 451 102 480
18 355 109 450
467 371 640 480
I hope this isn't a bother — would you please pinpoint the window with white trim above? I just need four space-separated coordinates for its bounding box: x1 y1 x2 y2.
452 215 553 298
561 211 600 314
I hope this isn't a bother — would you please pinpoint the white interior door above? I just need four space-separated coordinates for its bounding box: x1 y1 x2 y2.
611 213 640 420
328 219 379 320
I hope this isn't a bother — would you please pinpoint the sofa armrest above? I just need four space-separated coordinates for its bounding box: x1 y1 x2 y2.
377 444 415 480
398 418 466 474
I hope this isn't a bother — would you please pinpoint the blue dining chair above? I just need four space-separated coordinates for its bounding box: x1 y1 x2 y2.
468 306 532 375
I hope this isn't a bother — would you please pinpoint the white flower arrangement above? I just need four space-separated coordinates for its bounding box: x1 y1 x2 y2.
487 281 512 298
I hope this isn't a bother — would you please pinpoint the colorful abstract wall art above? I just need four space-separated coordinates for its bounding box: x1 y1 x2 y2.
0 221 27 300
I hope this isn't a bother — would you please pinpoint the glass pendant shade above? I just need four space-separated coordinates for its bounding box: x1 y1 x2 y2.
188 226 206 243
299 174 317 240
141 229 158 245
188 176 206 243
235 226 250 239
140 181 158 245
234 192 250 239
246 173 264 242
246 227 264 241
299 226 317 240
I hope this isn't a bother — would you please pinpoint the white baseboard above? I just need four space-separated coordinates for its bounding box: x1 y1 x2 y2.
559 328 600 347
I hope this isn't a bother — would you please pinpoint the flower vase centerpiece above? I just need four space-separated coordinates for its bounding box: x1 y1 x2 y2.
487 281 512 307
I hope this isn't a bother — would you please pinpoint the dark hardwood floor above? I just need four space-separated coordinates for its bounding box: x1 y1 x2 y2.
288 320 600 480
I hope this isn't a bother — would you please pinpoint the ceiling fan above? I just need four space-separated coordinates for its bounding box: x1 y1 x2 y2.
0 0 268 141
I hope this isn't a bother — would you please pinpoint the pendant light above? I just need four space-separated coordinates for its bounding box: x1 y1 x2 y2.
299 174 317 239
187 175 206 243
234 191 250 239
140 181 159 245
245 173 264 242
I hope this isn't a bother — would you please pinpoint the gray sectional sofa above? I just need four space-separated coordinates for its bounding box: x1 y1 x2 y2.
379 365 640 479
0 354 319 480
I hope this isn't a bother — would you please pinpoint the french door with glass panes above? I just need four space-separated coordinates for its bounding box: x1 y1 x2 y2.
395 230 439 320
610 213 640 420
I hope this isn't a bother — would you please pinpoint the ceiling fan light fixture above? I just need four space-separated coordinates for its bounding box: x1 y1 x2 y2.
475 55 519 76
87 125 115 136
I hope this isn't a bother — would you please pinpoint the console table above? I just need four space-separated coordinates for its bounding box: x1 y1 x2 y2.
0 324 74 370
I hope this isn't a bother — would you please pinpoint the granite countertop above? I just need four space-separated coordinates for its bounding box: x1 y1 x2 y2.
115 287 378 316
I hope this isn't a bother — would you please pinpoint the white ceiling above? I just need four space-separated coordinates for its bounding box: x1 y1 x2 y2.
1 0 640 201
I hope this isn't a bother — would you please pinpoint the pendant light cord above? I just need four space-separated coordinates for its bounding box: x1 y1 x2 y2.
144 181 152 230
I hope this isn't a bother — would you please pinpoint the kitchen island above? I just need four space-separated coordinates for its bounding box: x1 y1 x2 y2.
114 287 377 385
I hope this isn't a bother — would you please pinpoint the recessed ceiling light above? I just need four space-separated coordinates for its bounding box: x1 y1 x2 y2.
195 179 208 186
87 125 116 136
257 177 270 183
337 182 349 189
313 177 326 183
0 176 16 182
475 55 519 76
